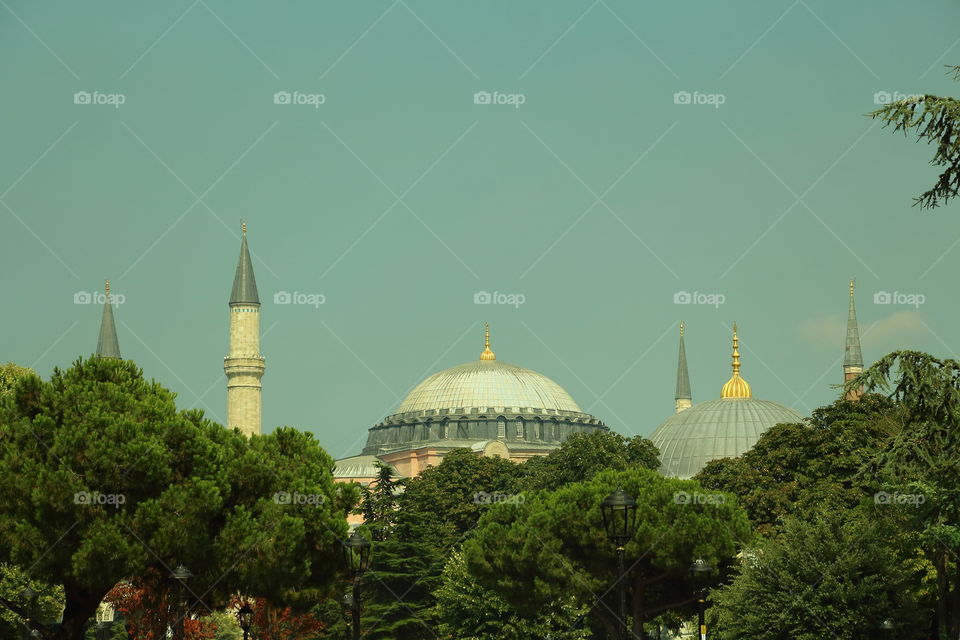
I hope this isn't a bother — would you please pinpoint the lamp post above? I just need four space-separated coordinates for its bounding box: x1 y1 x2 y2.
19 587 37 639
601 488 638 640
340 592 354 637
236 603 253 640
96 621 112 640
343 531 371 640
170 565 193 640
688 558 713 640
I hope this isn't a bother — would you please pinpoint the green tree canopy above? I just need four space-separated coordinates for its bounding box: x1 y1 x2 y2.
0 357 349 640
695 394 897 535
433 551 591 640
521 430 660 492
359 448 525 639
711 509 927 640
463 467 752 639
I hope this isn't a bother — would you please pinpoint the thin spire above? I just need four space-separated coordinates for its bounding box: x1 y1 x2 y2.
95 279 121 359
720 322 751 398
675 322 692 413
480 322 496 361
230 221 260 306
844 279 863 368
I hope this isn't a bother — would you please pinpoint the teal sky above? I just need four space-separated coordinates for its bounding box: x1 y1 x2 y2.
3 0 960 459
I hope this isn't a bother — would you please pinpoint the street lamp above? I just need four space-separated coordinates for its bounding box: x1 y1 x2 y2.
170 565 193 640
688 558 713 640
236 603 253 640
343 531 371 640
601 488 637 640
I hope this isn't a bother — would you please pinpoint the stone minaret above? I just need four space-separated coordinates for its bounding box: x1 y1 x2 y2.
224 222 265 436
843 279 864 401
675 322 692 413
95 280 121 359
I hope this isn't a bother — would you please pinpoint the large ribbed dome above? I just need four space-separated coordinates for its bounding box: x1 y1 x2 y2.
651 398 805 478
395 360 583 414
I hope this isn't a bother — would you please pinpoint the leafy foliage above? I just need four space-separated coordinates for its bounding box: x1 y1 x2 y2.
463 467 752 638
521 430 660 491
870 66 960 208
711 510 926 640
695 394 897 535
433 551 591 640
0 357 349 640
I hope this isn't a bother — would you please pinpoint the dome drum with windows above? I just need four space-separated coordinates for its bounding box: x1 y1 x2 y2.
338 324 607 480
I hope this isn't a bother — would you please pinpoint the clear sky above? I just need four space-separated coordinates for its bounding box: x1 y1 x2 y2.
3 0 960 460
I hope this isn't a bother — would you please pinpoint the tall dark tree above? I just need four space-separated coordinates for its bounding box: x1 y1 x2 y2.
850 351 960 639
360 449 524 639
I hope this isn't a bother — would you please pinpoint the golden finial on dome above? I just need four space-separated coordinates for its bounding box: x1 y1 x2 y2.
720 322 752 398
480 322 496 361
104 279 110 295
242 220 247 236
680 321 684 337
850 278 855 297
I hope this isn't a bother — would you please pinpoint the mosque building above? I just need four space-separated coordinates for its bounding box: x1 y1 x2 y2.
89 227 865 485
649 280 864 478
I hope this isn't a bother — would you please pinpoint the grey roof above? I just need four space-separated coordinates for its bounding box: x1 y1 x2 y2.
650 398 806 478
844 283 863 367
333 455 399 479
675 327 691 401
229 233 259 306
95 299 121 359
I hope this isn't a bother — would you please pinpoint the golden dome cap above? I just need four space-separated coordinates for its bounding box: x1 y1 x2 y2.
480 322 496 361
720 322 752 398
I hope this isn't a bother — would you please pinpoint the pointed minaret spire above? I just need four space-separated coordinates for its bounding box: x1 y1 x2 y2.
480 322 496 361
720 322 752 398
844 279 864 401
225 222 265 436
675 322 692 413
230 219 260 306
95 279 121 359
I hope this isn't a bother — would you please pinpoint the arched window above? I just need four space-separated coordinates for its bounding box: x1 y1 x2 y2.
515 417 525 439
497 416 506 439
440 418 449 439
534 418 542 441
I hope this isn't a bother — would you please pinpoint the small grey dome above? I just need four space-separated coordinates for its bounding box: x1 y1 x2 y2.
650 398 806 478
